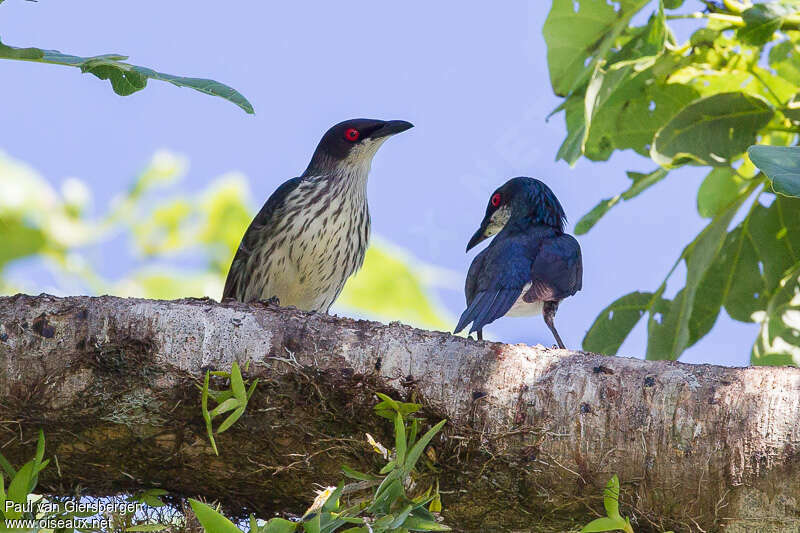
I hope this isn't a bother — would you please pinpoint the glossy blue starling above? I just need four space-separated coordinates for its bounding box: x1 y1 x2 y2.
454 177 583 348
223 118 413 311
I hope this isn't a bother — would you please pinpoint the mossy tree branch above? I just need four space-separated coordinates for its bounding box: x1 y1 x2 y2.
0 294 799 532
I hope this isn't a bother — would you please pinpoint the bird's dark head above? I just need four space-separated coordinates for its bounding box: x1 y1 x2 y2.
466 177 566 251
303 118 413 176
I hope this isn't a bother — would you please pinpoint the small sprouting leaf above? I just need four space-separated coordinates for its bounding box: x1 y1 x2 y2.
341 465 377 481
136 488 168 508
189 499 243 533
429 481 442 513
201 372 219 456
230 362 247 401
0 452 17 478
217 405 246 434
247 378 259 400
603 475 621 520
321 483 344 513
209 397 241 418
263 518 298 533
34 430 45 466
400 516 451 531
379 461 396 475
8 461 35 508
748 145 800 198
404 420 446 473
580 516 629 532
395 413 407 465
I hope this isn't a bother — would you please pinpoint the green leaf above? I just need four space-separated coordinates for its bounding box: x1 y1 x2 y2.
651 93 774 168
738 3 797 46
543 0 650 96
697 167 749 218
321 483 344 513
752 264 800 366
341 465 377 481
582 292 655 355
0 38 254 114
748 146 800 198
575 169 667 234
647 196 746 360
394 413 407 465
403 420 446 473
580 516 629 532
769 34 800 85
7 462 35 507
691 225 767 345
201 372 219 456
230 362 247 401
209 397 241 418
262 519 296 533
0 453 16 478
556 94 586 165
216 405 245 433
663 0 684 7
603 475 621 520
747 195 800 291
379 461 396 475
401 516 451 531
189 499 243 533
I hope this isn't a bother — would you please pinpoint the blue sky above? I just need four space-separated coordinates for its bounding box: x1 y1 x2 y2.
1 1 758 365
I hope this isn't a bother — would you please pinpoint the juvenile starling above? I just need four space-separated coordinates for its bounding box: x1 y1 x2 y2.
454 177 582 348
223 118 413 311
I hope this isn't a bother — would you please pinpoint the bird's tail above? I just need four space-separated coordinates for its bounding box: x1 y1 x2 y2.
454 289 520 335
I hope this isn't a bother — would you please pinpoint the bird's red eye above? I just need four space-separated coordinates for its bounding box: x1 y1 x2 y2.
491 193 501 207
344 128 360 142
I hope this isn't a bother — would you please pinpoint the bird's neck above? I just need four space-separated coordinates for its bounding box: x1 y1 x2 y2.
504 216 561 236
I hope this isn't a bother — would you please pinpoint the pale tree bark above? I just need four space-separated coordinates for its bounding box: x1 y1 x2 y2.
0 294 799 532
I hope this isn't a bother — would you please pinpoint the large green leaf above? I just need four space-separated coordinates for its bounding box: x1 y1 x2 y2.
582 8 666 153
651 93 774 168
584 61 698 160
691 225 767 345
646 196 746 360
696 167 748 218
189 499 243 533
752 264 800 366
738 3 799 46
543 0 650 97
582 291 656 355
748 145 800 198
747 195 800 291
0 38 254 114
575 168 668 234
769 33 800 85
556 94 587 165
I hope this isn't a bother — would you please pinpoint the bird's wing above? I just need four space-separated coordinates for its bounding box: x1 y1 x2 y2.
527 233 583 302
222 176 304 300
454 239 532 335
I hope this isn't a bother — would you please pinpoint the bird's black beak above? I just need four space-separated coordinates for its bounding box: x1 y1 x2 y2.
466 218 490 252
369 120 414 139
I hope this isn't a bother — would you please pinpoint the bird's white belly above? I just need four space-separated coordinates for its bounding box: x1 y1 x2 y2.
505 283 543 317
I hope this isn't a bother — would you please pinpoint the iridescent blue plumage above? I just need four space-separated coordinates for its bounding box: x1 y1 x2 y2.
454 177 582 348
